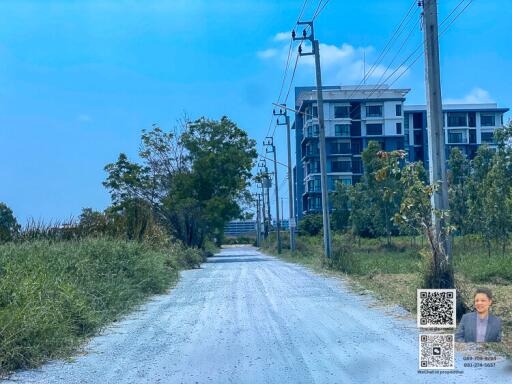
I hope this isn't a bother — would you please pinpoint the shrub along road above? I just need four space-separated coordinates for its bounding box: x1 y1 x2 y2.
4 246 512 383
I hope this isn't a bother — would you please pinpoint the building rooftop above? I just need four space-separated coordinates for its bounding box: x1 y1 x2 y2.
295 85 410 110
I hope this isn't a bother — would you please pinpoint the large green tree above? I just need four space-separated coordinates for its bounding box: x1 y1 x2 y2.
103 116 257 247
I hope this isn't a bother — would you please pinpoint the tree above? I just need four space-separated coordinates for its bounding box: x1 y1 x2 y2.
472 124 512 256
298 213 323 236
0 202 20 242
466 145 495 234
330 182 351 232
349 141 402 241
103 116 257 247
447 148 470 235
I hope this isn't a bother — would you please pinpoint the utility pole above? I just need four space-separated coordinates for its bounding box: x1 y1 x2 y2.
274 104 297 252
293 21 332 259
281 197 285 230
254 193 262 247
265 174 272 238
258 160 269 239
265 136 282 254
421 0 452 285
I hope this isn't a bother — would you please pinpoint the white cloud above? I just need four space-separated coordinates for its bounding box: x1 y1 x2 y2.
298 43 409 84
445 88 494 104
257 48 278 59
257 38 409 86
273 32 291 42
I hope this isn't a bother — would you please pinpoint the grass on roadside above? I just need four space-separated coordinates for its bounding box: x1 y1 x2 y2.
0 237 205 377
261 232 512 358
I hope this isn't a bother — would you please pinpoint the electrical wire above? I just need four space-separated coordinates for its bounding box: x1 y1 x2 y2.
257 0 311 171
347 0 418 100
372 0 473 96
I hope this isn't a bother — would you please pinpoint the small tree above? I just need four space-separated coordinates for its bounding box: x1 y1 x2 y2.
447 148 470 235
474 124 512 256
330 182 351 232
0 202 20 242
375 151 455 289
299 213 323 236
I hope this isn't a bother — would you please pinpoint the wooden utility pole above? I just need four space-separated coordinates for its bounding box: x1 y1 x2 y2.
293 22 332 259
422 0 453 282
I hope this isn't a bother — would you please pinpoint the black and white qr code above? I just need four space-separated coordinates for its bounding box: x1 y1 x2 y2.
419 334 455 369
417 289 456 328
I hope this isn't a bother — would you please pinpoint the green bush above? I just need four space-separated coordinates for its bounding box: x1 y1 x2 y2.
298 214 323 236
0 237 203 376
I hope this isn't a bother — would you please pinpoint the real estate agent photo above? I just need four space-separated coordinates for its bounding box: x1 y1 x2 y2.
455 288 502 343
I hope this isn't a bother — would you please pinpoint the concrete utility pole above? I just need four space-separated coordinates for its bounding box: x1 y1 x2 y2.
422 0 452 270
254 193 262 247
274 105 297 252
265 136 282 254
293 21 332 259
257 161 269 239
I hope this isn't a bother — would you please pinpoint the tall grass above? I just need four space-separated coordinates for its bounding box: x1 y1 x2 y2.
0 237 204 376
263 233 423 275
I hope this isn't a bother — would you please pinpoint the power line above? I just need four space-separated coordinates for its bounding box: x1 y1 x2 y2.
373 0 473 95
370 10 422 94
347 0 418 99
256 0 312 167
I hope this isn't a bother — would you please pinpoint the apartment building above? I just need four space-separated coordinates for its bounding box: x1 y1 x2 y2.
404 104 509 167
294 85 509 219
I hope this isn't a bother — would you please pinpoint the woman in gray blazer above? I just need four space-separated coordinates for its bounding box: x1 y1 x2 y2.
455 288 502 343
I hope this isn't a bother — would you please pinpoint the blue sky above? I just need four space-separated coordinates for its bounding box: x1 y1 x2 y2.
1 0 511 223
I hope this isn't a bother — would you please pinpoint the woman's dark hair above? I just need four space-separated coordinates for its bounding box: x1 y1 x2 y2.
474 288 493 301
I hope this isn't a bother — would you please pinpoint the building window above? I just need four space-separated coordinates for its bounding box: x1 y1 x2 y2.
335 124 351 137
480 114 495 127
306 143 319 156
396 104 402 116
469 130 476 144
312 106 318 118
307 124 319 137
468 112 476 127
330 142 351 154
414 131 423 145
366 105 383 117
334 106 350 119
351 121 361 136
306 125 319 137
396 122 402 134
351 139 362 154
308 178 321 192
328 177 352 190
366 123 383 135
481 132 495 143
310 196 321 210
307 161 320 174
447 112 467 127
413 113 423 129
352 158 362 173
448 131 466 144
331 159 351 172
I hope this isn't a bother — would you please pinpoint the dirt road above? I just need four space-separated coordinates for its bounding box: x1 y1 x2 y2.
4 246 511 383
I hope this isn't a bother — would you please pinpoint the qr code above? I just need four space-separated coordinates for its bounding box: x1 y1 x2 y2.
419 334 455 369
417 289 456 328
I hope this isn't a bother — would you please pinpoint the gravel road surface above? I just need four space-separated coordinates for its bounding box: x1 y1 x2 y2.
4 246 511 383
